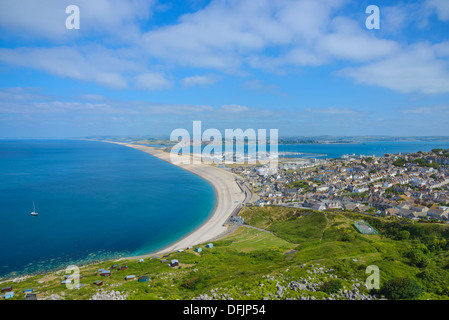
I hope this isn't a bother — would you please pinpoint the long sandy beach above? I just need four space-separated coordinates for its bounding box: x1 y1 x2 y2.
108 142 245 258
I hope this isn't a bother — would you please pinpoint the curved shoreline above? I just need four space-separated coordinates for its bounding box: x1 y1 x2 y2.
107 141 245 259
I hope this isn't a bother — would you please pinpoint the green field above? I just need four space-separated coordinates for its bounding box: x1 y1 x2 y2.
2 206 449 300
217 226 295 252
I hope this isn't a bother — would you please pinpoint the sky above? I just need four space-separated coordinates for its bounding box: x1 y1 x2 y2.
0 0 449 138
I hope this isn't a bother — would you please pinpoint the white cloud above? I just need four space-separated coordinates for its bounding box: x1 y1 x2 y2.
0 46 136 89
426 0 449 21
181 75 219 87
135 73 173 91
138 0 403 74
317 17 400 62
402 105 449 115
140 0 348 70
79 94 106 101
242 79 278 91
0 0 155 42
219 105 249 113
0 0 448 96
305 107 366 116
0 87 50 101
338 43 449 94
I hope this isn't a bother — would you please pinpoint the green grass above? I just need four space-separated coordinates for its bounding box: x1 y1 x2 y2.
216 226 295 252
239 206 305 229
268 211 328 244
3 207 449 300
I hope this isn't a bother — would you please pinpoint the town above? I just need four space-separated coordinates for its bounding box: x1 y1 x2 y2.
228 148 449 222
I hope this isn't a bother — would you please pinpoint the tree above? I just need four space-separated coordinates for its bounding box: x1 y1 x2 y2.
393 158 408 167
380 277 423 300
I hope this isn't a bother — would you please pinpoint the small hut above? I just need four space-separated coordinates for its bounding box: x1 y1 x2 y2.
5 291 14 299
125 275 136 281
94 280 104 286
1 286 12 293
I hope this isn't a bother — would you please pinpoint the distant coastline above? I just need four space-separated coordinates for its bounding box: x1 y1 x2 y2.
82 135 449 147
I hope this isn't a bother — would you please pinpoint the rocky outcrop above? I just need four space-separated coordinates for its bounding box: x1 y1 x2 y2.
90 289 128 300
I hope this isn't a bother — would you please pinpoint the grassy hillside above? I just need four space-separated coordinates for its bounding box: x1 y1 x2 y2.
2 206 449 300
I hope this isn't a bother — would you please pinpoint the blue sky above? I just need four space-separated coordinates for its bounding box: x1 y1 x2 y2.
0 0 449 138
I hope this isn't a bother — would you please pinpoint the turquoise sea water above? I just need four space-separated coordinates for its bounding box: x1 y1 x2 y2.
0 140 216 278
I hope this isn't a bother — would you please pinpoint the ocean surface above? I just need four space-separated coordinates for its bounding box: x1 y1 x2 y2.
0 140 216 279
172 141 449 159
277 141 449 159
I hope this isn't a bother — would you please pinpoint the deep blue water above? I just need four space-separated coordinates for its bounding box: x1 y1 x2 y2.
0 140 216 279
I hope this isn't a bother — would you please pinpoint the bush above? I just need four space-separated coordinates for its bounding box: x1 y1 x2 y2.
408 249 429 268
320 279 343 294
181 276 202 290
181 273 210 291
380 277 423 300
418 269 436 281
340 234 355 242
249 249 282 262
397 230 410 240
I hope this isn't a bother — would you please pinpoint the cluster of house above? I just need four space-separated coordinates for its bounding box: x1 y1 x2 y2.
230 149 449 221
94 260 150 284
157 243 214 264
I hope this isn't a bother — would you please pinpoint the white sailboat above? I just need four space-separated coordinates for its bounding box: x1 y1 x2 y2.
31 201 38 216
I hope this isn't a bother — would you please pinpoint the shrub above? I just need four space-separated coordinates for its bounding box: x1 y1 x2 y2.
181 276 201 290
181 273 210 291
397 230 410 240
380 277 423 300
320 279 343 294
408 249 429 268
340 234 354 242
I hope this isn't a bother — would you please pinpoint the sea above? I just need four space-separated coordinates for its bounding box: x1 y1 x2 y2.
277 141 449 159
0 140 216 279
1 139 449 279
176 140 449 159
